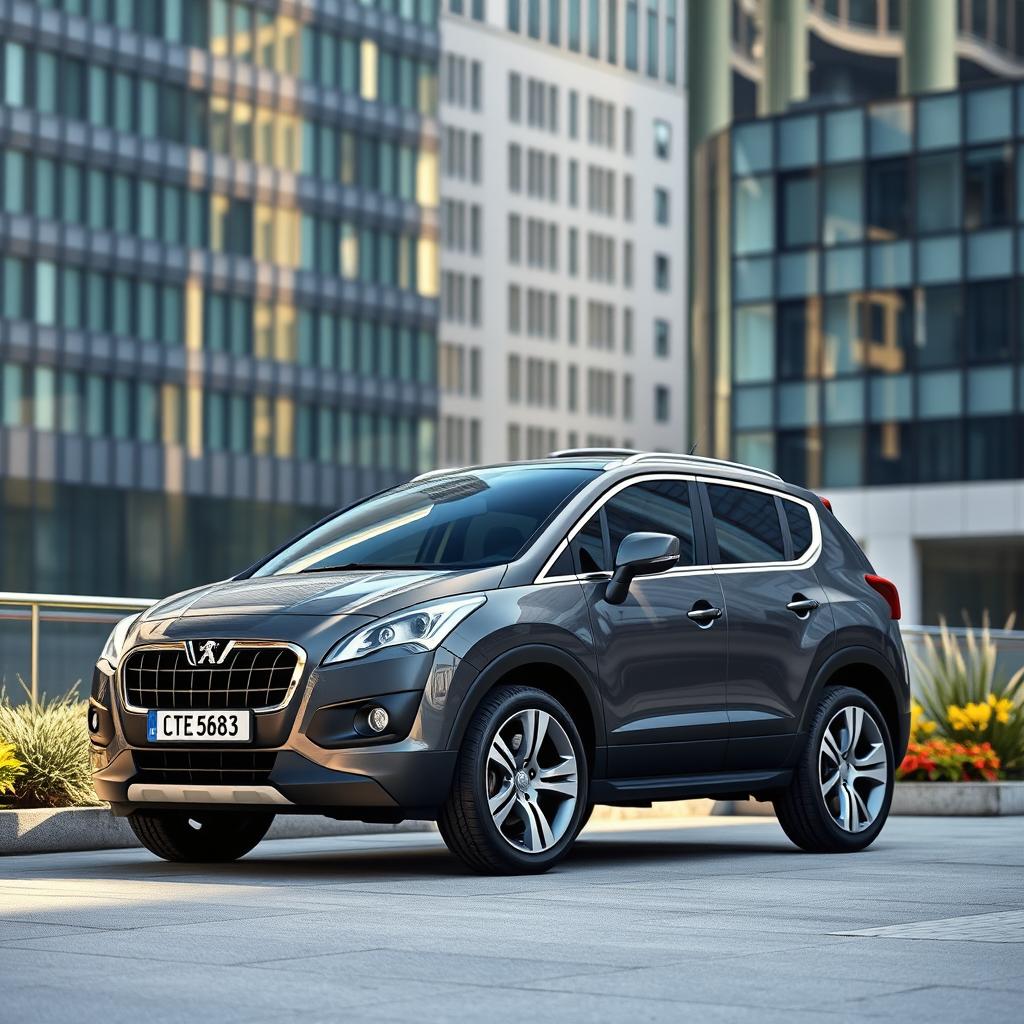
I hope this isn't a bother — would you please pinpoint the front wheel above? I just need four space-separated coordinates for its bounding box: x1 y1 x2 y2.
128 809 274 862
773 686 894 853
439 685 589 874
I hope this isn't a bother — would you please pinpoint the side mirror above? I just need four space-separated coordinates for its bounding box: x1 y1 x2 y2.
604 532 680 605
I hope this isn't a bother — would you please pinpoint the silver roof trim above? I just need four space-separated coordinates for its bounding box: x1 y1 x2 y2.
616 452 783 481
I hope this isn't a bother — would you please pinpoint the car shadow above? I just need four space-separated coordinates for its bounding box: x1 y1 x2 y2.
101 828 799 883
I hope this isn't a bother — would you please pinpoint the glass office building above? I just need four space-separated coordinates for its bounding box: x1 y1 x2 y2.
691 80 1024 623
695 82 1023 488
0 0 441 596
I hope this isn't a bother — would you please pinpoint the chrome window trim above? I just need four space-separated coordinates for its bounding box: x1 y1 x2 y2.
119 640 307 716
534 473 822 584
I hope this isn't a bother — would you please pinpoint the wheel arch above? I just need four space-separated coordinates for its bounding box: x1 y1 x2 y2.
447 644 606 774
800 645 909 758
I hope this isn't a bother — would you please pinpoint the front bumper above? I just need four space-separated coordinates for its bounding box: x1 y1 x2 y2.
92 746 458 820
90 643 466 820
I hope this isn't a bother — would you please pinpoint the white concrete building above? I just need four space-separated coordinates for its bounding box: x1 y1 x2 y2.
436 0 686 465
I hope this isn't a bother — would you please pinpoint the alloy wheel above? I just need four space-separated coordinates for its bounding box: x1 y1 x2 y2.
485 708 579 854
818 705 889 834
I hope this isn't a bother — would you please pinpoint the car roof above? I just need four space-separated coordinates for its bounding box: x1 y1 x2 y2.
412 449 809 495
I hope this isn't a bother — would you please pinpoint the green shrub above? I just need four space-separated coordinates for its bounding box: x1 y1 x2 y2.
911 615 1024 776
0 741 26 798
0 685 101 808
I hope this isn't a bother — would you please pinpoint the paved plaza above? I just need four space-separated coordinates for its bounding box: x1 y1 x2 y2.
1 814 1021 1022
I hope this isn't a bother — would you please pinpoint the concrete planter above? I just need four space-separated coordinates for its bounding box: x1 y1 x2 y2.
0 806 433 856
892 781 1024 816
721 781 1024 818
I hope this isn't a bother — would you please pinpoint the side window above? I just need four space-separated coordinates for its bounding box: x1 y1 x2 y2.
573 514 607 573
706 484 786 564
603 479 696 566
549 514 604 575
783 500 813 558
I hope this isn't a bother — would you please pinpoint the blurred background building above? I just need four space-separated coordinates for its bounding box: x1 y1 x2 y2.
0 0 441 597
436 0 686 465
690 0 1024 625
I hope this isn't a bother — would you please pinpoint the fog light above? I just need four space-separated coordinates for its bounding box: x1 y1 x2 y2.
367 706 390 734
88 707 101 733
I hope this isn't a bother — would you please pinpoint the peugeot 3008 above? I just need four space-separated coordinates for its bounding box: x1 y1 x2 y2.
89 450 909 874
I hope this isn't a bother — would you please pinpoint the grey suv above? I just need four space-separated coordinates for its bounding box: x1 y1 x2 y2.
89 450 910 874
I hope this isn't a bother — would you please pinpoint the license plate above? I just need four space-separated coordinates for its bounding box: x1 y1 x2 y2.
147 709 252 743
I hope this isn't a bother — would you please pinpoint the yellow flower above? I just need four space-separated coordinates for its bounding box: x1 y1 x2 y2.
910 700 937 739
993 697 1013 725
947 702 990 732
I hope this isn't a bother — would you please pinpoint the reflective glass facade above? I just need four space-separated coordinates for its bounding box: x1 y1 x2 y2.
692 83 1024 492
0 0 440 595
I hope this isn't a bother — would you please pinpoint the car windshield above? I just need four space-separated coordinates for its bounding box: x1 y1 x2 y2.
254 466 600 575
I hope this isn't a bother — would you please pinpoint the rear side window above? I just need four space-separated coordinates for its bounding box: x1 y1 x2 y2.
783 500 813 558
706 484 786 564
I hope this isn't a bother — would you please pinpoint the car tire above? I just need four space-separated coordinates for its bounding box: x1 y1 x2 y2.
128 809 274 863
773 685 895 854
439 685 589 875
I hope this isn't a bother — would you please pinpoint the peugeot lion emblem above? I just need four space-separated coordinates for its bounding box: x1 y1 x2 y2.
185 639 234 666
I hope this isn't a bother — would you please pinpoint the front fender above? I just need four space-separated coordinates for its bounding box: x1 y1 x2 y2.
445 642 607 765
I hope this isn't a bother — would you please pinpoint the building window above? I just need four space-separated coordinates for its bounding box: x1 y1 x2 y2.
654 319 669 357
607 0 618 62
867 158 910 238
779 171 817 249
654 254 669 291
625 0 638 70
588 0 600 57
507 0 521 31
548 0 562 43
654 118 670 159
508 72 521 121
645 0 659 77
964 145 1012 229
654 186 669 225
654 385 670 422
568 0 581 50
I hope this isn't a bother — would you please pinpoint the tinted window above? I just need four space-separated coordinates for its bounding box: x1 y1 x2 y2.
567 479 694 572
256 466 599 574
573 514 606 573
784 500 813 558
707 484 786 564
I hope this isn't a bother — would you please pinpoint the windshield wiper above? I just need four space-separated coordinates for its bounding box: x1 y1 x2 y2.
297 563 424 573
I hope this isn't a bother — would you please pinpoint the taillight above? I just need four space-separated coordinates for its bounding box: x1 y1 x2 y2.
865 574 901 620
818 496 833 512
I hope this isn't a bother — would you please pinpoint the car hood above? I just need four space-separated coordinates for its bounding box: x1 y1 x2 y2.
140 565 506 624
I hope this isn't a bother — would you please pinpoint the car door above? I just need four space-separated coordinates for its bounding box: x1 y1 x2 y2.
698 480 834 770
559 476 730 778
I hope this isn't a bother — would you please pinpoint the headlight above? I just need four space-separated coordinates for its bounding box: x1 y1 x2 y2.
324 595 485 665
99 613 140 669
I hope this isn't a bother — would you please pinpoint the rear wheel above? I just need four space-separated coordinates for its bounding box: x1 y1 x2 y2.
439 685 589 874
773 686 894 853
128 809 274 862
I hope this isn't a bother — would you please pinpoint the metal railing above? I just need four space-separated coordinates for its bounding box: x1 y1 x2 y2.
1 592 1021 706
0 592 154 703
900 624 1024 695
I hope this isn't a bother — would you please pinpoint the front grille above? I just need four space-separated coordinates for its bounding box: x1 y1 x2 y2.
122 645 300 711
133 750 277 786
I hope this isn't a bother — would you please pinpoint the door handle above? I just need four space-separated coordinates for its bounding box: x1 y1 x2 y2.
687 605 723 625
786 597 820 616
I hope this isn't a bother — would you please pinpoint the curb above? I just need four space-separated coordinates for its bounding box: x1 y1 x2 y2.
0 806 434 856
891 781 1024 816
728 781 1024 818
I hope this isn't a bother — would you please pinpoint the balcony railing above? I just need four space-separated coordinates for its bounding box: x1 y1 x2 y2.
0 592 154 704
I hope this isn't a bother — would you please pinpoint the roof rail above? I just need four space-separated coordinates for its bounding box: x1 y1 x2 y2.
620 451 783 481
547 447 640 459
